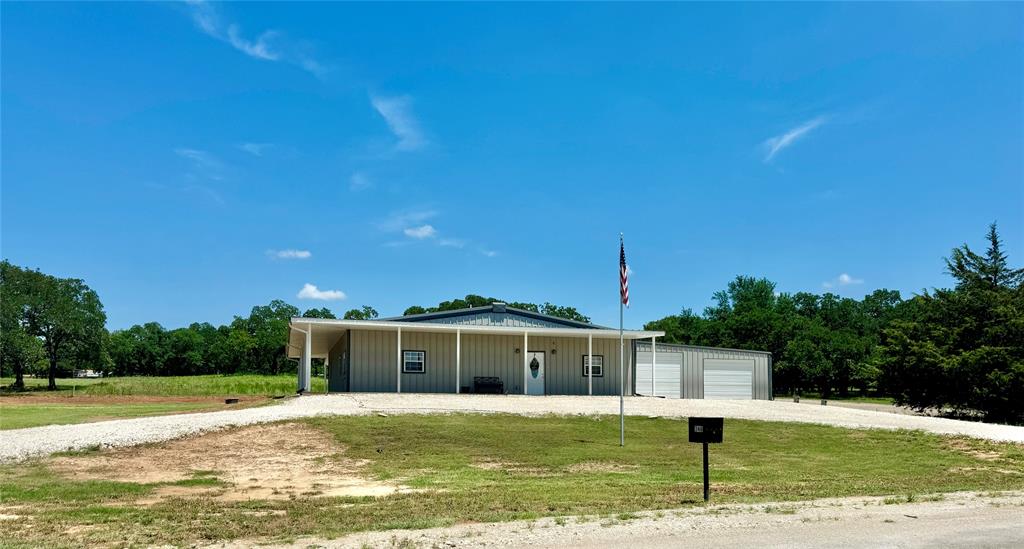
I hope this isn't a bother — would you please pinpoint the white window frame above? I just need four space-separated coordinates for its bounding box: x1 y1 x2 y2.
582 355 604 377
403 350 426 374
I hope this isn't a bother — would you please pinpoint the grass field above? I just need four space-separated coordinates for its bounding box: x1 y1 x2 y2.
0 375 306 430
0 400 267 430
775 392 896 405
0 374 324 396
1 414 1021 547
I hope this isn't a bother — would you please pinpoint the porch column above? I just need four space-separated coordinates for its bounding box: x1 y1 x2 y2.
587 333 593 396
396 327 402 393
455 329 461 394
651 335 657 396
523 331 529 395
301 324 312 393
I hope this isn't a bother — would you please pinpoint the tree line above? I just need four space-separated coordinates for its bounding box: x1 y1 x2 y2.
3 224 1020 422
0 272 590 384
644 223 1023 423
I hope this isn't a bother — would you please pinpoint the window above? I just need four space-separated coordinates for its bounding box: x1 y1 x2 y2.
403 350 426 373
582 355 604 377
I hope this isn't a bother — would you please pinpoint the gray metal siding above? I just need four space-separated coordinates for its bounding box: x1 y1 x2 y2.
521 336 623 396
347 329 627 395
634 342 772 400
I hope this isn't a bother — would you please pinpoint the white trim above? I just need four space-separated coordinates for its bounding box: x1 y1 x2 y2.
523 331 528 395
651 335 657 396
587 333 593 396
456 329 461 394
302 323 312 393
396 327 402 393
290 317 663 340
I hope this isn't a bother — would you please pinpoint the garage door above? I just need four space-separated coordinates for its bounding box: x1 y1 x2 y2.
635 350 682 398
703 359 754 399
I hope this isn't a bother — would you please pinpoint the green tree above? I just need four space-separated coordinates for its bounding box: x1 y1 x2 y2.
17 267 107 390
643 308 706 345
0 262 45 389
343 306 379 320
539 303 590 323
302 307 336 319
946 222 1024 289
881 223 1024 422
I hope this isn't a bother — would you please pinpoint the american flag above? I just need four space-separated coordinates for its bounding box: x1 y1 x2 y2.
619 236 629 307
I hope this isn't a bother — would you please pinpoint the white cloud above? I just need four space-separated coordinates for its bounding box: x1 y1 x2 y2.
238 143 273 156
349 172 373 191
184 0 325 76
822 272 864 289
226 26 279 61
371 94 427 151
297 283 346 301
403 225 437 239
481 249 498 258
175 148 224 180
378 209 437 232
269 249 311 260
762 116 827 162
442 238 468 249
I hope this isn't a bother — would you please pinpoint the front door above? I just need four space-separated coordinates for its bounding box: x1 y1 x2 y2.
526 351 545 395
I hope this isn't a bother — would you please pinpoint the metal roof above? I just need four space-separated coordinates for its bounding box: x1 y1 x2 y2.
376 302 611 330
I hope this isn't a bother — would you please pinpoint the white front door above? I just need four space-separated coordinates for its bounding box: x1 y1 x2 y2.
526 351 545 395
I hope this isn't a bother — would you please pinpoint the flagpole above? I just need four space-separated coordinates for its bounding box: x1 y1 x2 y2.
619 233 625 447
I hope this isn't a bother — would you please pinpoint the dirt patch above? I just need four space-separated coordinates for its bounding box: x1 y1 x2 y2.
948 466 1022 476
50 423 413 504
471 458 551 476
566 461 638 474
944 438 1005 461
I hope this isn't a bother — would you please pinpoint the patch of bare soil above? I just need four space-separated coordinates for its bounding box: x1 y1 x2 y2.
471 458 552 476
944 438 1005 461
565 461 638 474
50 423 412 504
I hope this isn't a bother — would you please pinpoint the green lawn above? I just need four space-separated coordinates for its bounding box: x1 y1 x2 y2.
0 374 324 396
0 401 248 430
776 392 896 405
1 414 1022 547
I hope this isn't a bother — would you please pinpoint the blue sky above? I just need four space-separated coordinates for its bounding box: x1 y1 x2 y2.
2 2 1022 330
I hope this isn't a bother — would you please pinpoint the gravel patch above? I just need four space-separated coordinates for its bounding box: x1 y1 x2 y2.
211 491 1024 549
2 394 1022 463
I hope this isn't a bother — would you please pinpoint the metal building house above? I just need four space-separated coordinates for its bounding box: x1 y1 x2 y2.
288 302 772 399
288 303 662 396
634 341 772 400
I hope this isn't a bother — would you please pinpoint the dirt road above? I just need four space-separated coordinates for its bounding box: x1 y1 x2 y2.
241 491 1024 549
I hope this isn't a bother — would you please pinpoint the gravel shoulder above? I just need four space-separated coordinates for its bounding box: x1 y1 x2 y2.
3 393 1023 463
211 491 1024 549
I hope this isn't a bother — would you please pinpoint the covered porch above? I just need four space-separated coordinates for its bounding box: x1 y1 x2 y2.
287 318 664 396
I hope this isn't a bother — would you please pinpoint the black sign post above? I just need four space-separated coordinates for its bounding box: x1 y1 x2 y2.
688 417 723 502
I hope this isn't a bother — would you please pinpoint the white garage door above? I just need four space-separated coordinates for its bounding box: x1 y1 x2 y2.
703 359 754 399
635 350 682 398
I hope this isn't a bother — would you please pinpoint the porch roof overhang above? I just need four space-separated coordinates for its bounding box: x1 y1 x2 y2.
286 317 664 359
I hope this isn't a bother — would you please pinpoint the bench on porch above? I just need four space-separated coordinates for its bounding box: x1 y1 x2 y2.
473 376 504 394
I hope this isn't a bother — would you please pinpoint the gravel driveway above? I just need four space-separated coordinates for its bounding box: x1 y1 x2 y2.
3 394 1022 463
233 491 1024 549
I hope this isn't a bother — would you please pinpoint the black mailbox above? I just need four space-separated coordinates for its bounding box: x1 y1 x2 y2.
688 417 723 444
